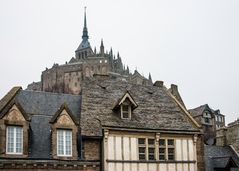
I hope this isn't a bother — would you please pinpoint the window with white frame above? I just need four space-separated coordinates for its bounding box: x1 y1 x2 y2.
121 104 131 119
57 129 72 156
6 126 23 154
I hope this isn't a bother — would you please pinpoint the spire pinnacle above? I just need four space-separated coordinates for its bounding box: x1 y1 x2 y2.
149 72 152 83
82 7 89 41
84 7 87 28
100 39 104 47
100 39 104 55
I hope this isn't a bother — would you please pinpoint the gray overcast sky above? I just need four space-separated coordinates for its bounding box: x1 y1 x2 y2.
0 0 239 124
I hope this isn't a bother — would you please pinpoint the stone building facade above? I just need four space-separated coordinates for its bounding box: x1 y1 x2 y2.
189 104 225 145
0 9 206 171
216 119 239 153
0 77 205 171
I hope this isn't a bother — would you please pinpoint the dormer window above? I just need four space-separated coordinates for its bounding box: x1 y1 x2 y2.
121 104 131 119
57 129 72 156
6 126 23 154
113 91 138 120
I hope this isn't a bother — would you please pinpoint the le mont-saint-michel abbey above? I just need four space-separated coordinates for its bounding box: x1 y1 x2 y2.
0 8 239 171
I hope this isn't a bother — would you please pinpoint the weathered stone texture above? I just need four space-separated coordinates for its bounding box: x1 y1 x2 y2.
196 134 205 171
51 110 78 160
216 128 227 146
83 139 100 160
0 105 29 158
227 120 239 153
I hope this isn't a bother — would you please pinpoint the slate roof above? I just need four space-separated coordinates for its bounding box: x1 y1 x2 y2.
189 104 212 117
80 77 200 136
0 89 81 159
76 39 91 52
204 145 239 170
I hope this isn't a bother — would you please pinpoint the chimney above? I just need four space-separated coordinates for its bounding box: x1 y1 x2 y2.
153 81 164 88
171 84 178 95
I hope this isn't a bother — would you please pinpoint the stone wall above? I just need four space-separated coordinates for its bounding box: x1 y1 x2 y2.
216 127 227 146
0 163 100 171
83 139 101 160
226 119 239 153
196 134 205 171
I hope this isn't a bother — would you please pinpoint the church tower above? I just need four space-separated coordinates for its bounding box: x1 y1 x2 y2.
75 7 93 59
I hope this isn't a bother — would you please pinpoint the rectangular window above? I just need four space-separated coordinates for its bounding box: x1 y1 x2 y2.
138 138 155 160
57 129 72 156
138 138 146 160
167 139 175 160
6 126 23 154
204 118 210 123
159 139 166 160
121 105 131 119
148 139 155 160
159 139 175 161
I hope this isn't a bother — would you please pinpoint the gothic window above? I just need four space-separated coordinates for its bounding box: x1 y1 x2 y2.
57 129 72 156
6 126 23 154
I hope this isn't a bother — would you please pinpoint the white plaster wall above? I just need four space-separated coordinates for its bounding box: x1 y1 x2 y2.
131 137 137 160
188 139 194 160
115 136 122 160
176 139 182 160
182 139 188 160
108 136 114 160
123 137 130 160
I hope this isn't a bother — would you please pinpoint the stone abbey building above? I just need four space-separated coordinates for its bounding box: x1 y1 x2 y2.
27 9 152 95
0 9 206 171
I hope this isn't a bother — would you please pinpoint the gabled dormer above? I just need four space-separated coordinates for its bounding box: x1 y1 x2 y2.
113 91 138 119
49 103 78 160
0 101 30 158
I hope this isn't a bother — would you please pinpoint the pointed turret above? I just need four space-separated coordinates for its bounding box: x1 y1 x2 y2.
100 39 104 55
117 52 120 59
126 66 130 74
110 48 113 57
148 73 152 83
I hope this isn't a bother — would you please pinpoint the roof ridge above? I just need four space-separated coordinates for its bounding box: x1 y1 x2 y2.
21 89 81 97
0 86 22 113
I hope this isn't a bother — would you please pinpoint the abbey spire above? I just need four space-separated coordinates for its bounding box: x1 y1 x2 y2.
82 7 89 41
75 7 92 59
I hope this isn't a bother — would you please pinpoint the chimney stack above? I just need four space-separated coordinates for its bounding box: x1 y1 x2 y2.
153 81 164 88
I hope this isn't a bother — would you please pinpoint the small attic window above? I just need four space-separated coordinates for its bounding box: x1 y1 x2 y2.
121 104 131 119
113 91 138 120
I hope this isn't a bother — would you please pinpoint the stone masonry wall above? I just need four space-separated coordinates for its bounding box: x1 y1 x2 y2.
197 134 205 171
226 120 239 153
83 139 100 160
